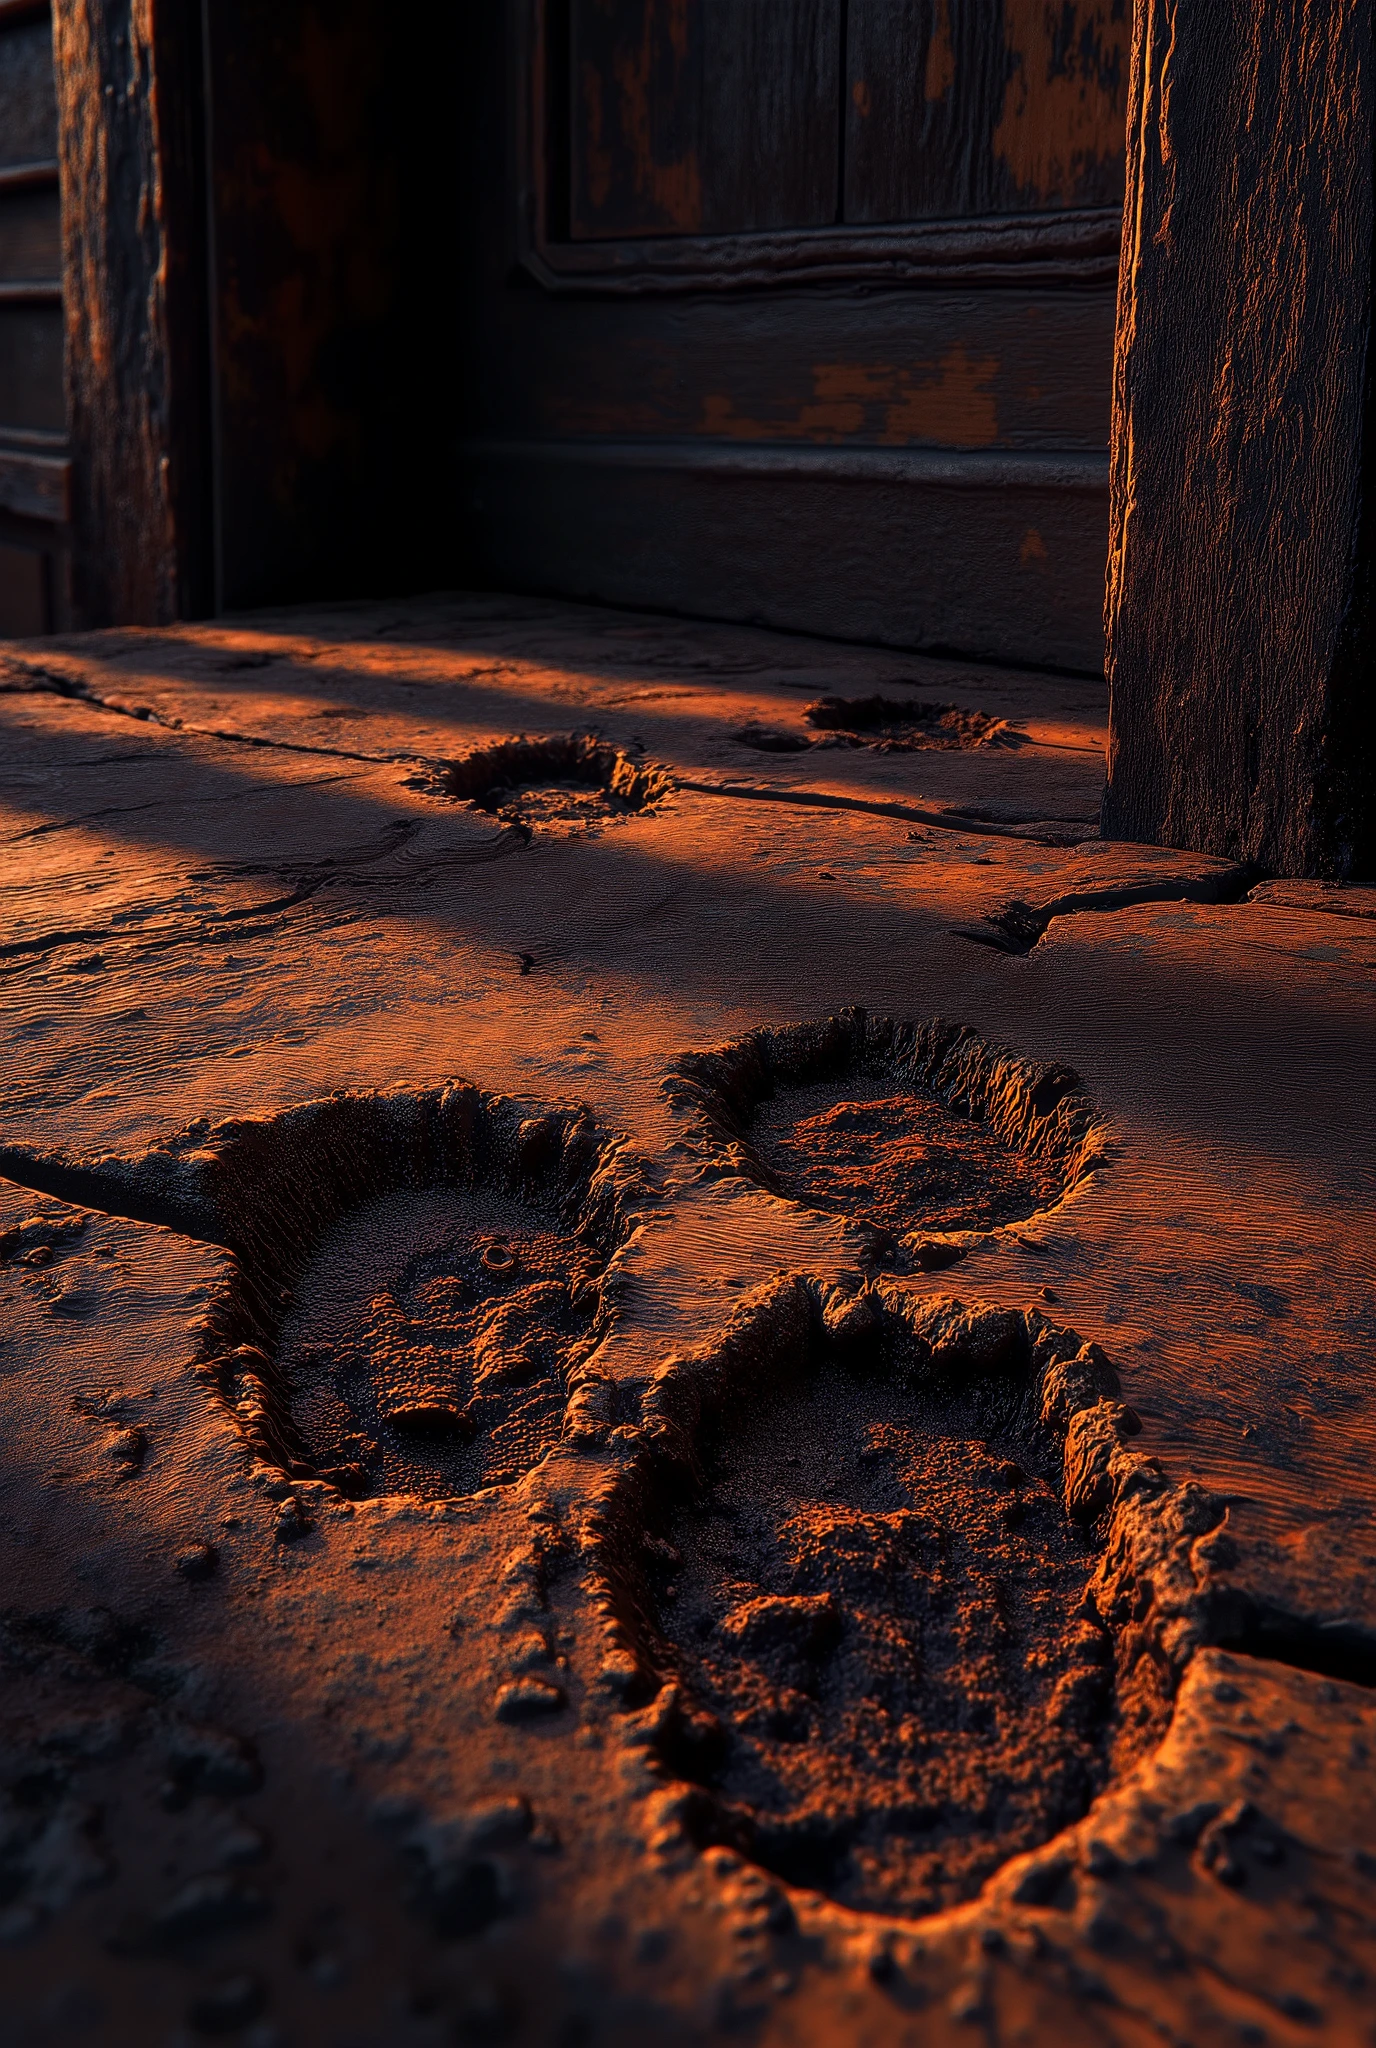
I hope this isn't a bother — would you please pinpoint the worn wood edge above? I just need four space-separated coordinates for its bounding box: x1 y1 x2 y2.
463 450 1109 670
0 423 64 452
0 447 69 523
463 437 1110 497
0 159 59 195
518 211 1124 297
0 280 60 304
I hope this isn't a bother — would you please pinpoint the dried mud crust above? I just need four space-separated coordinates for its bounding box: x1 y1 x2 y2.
185 1087 645 1501
733 696 1016 754
665 1012 1108 1266
804 694 1016 751
594 1283 1182 1924
405 733 674 837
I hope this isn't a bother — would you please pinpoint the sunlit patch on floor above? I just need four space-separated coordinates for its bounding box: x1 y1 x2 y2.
729 697 1018 755
406 733 674 837
665 1011 1107 1268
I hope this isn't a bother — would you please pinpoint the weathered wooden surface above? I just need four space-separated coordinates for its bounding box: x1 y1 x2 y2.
1104 0 1376 878
1 595 1373 2039
845 0 1129 222
53 0 209 626
570 0 841 237
465 7 1122 669
201 0 461 611
465 440 1109 672
0 8 55 167
0 4 65 633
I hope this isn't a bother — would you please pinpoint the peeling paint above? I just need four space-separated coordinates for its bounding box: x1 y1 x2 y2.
698 348 1000 450
574 0 702 237
925 0 957 103
611 0 701 232
994 0 1130 206
1020 527 1050 567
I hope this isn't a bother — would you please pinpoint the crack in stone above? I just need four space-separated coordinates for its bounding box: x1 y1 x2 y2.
952 866 1259 954
0 654 442 774
675 779 1096 846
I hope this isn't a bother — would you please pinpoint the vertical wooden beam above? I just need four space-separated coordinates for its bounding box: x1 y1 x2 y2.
1103 2 1376 879
53 0 211 626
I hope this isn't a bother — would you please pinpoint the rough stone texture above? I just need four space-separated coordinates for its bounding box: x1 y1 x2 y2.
1104 0 1376 878
0 594 1374 2042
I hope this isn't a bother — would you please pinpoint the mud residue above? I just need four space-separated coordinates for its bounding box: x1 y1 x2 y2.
665 1012 1107 1265
407 734 674 836
281 1187 605 1499
731 699 1015 756
591 1280 1185 1919
804 695 1016 751
184 1086 646 1500
751 1076 1063 1239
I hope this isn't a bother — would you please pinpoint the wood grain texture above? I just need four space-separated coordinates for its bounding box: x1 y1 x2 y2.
0 444 68 519
1103 0 1376 878
202 0 462 610
54 0 210 625
464 438 1108 672
482 287 1116 451
570 0 840 238
845 0 1129 223
460 0 1119 668
0 13 55 167
0 182 59 281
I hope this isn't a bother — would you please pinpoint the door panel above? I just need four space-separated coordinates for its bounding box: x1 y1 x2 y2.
0 537 45 632
845 0 1130 223
570 0 841 238
460 4 1124 673
484 290 1115 452
0 306 62 428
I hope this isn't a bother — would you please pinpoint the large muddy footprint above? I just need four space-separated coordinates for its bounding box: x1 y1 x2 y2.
602 1286 1149 1920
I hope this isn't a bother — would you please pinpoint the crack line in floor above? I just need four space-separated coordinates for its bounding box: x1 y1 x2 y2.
0 658 443 774
950 869 1261 955
676 778 1097 845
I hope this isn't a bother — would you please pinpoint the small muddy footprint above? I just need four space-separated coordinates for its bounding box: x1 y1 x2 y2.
407 734 673 837
667 1012 1106 1265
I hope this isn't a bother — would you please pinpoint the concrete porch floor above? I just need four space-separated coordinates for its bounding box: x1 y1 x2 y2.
0 594 1373 2046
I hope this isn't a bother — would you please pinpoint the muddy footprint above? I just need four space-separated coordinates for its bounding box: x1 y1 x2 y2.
135 1086 649 1502
602 1286 1144 1920
666 1011 1107 1265
406 734 674 838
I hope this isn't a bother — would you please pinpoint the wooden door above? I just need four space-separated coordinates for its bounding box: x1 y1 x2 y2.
459 2 1129 672
0 0 66 636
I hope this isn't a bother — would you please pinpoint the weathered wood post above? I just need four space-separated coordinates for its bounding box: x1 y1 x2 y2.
53 0 212 625
1103 2 1375 879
